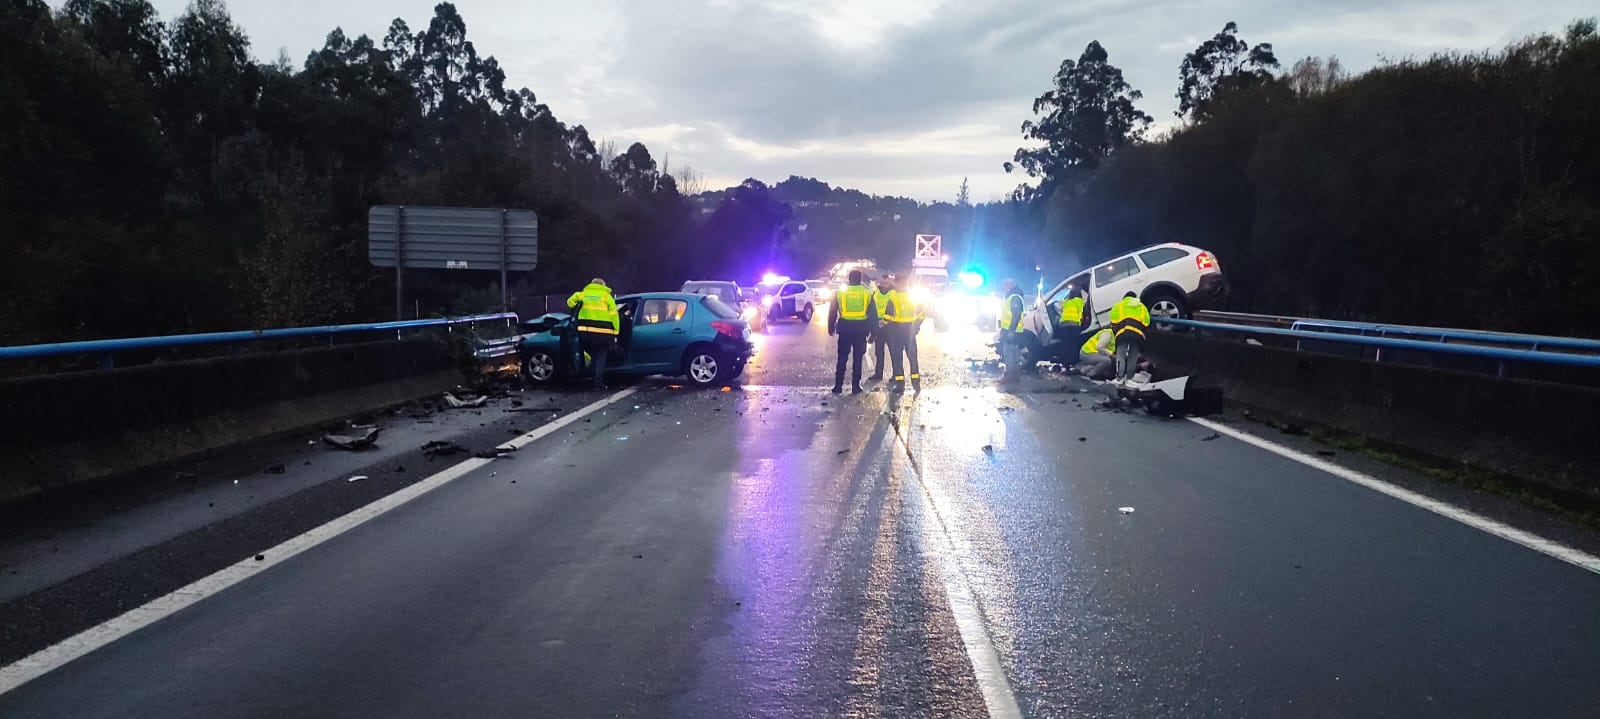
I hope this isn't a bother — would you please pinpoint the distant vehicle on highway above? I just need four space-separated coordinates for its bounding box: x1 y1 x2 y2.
682 280 764 332
805 280 833 305
756 276 817 324
1019 242 1227 364
518 292 755 387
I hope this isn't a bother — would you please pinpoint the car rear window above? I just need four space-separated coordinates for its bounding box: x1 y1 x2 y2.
1138 247 1189 269
681 282 738 305
701 296 740 319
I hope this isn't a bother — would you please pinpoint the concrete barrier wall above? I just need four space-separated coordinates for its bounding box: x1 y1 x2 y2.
1144 331 1600 506
0 340 460 503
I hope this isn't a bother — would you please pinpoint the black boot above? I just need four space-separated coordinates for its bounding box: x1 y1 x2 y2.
831 383 843 394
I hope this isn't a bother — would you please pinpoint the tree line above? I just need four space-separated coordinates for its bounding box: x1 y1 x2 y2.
5 2 1597 342
1 0 766 343
1003 19 1600 336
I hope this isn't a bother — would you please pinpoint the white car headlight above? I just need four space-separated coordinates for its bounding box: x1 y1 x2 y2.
761 295 776 306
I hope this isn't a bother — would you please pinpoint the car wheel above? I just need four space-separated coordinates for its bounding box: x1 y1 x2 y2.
523 350 558 385
1146 292 1189 320
684 348 726 387
800 304 814 323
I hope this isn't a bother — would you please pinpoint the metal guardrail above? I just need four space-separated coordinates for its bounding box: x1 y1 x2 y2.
0 313 519 370
1160 317 1600 372
1193 311 1600 354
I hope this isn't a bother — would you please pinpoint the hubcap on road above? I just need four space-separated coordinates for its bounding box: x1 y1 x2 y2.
690 354 718 383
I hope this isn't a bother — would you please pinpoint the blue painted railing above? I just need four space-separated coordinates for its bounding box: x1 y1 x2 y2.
1285 318 1600 354
0 313 519 368
1158 317 1600 371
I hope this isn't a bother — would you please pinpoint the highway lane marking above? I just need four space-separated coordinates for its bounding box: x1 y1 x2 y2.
1189 416 1600 576
0 388 639 697
885 399 1025 719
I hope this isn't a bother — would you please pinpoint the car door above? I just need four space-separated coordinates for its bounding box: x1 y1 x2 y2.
1042 273 1092 344
1090 255 1143 329
780 282 807 315
629 297 691 371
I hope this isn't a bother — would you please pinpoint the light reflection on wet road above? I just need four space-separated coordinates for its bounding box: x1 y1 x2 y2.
4 310 1600 718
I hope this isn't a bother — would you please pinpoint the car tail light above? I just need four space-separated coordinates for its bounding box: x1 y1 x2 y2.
711 320 742 338
1196 252 1217 271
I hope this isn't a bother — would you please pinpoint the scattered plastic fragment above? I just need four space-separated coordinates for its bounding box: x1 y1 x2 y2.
617 436 629 441
1118 507 1135 514
443 392 488 409
254 554 265 561
1078 437 1087 442
981 445 994 455
721 386 732 392
323 426 380 450
347 475 368 483
422 440 467 458
1316 450 1336 457
264 464 286 475
1201 433 1221 442
837 449 849 455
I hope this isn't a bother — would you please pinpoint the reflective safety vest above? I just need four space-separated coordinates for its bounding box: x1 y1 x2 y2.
999 293 1025 333
886 290 918 323
1081 328 1115 356
873 290 892 318
1060 296 1085 326
567 283 619 334
1109 296 1150 339
838 284 871 320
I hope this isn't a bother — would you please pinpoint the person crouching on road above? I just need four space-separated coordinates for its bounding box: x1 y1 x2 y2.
1075 328 1116 380
567 278 620 390
1109 291 1150 384
998 279 1027 384
868 276 893 382
828 269 877 395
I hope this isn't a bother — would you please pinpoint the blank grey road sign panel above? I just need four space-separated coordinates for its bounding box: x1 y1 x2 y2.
368 206 538 271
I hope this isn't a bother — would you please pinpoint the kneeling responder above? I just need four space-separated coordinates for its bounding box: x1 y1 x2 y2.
1109 291 1150 384
1075 328 1116 380
828 270 877 394
568 278 620 390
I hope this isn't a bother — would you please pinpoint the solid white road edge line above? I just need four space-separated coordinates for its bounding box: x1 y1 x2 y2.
0 388 639 697
912 481 1026 719
1188 416 1600 576
891 408 1023 719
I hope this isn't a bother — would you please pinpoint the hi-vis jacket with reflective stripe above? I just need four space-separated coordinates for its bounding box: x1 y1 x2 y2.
829 283 878 334
1081 328 1115 356
1109 296 1150 339
567 283 619 335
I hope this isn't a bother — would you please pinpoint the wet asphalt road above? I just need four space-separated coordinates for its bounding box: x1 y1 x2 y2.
3 312 1600 717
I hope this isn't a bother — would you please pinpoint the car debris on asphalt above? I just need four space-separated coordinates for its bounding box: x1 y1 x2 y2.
323 425 380 450
1119 506 1135 514
347 475 368 483
263 463 286 474
422 440 467 458
443 392 488 409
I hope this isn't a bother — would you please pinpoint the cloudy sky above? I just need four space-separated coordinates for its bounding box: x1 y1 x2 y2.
150 0 1591 202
